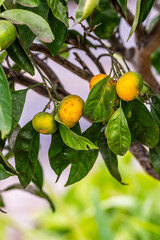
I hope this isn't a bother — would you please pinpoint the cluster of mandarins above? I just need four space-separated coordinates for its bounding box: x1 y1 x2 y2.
32 72 143 134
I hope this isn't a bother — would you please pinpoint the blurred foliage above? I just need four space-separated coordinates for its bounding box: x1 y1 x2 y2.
1 153 160 239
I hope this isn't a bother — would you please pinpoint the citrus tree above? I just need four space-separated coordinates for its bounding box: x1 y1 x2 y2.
0 0 160 212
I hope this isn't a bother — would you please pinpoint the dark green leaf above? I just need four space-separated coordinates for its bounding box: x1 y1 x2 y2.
67 30 95 48
127 0 141 41
0 9 54 42
48 124 81 180
16 0 39 7
98 127 124 184
0 51 7 64
7 38 34 75
32 160 43 190
107 107 131 156
47 0 68 26
0 164 13 180
0 195 4 207
0 150 18 175
0 65 12 139
75 0 100 24
17 0 49 50
2 184 55 211
151 46 160 74
124 99 159 148
117 0 127 16
150 142 160 176
66 123 101 186
87 0 120 39
8 124 21 149
47 10 67 56
14 121 40 188
83 76 116 122
11 89 27 130
138 0 155 24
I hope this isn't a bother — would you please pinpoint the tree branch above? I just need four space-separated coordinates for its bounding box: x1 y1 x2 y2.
130 143 160 181
30 44 93 81
3 66 68 99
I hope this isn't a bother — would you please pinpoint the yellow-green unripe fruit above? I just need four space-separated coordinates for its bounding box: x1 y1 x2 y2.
58 95 84 128
0 20 17 52
32 112 58 134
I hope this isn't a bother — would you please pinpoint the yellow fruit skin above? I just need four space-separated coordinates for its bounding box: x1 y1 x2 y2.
0 20 17 51
116 71 143 101
58 95 84 128
89 74 107 90
32 112 58 134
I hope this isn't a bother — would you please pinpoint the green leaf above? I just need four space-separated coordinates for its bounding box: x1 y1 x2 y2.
124 99 159 148
87 0 120 39
138 0 156 24
47 0 68 27
0 9 54 42
0 195 4 207
67 30 95 48
16 0 39 7
127 0 141 41
117 0 127 16
0 150 18 175
49 123 101 185
11 89 27 130
66 123 101 186
83 76 116 122
106 107 131 156
0 65 12 139
47 10 67 56
7 38 34 75
0 51 7 64
14 121 40 188
151 46 160 74
0 164 13 180
98 127 124 184
32 160 43 190
59 123 98 151
150 142 160 176
75 0 100 24
2 184 55 211
17 0 49 50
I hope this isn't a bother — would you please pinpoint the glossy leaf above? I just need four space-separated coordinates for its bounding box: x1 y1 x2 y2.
32 160 43 190
124 99 159 148
66 123 101 186
106 107 131 156
0 51 7 64
14 121 40 188
138 0 155 24
47 10 67 56
17 0 49 50
0 164 13 180
49 123 101 185
2 184 55 211
7 38 34 75
75 0 100 24
127 0 141 41
0 65 12 139
55 114 98 150
117 0 127 16
151 46 160 74
98 127 124 184
83 76 116 122
0 9 54 42
87 0 120 39
150 142 160 176
47 0 68 26
0 150 18 175
16 0 39 7
11 89 27 130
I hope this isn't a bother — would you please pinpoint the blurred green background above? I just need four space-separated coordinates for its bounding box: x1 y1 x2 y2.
1 153 160 240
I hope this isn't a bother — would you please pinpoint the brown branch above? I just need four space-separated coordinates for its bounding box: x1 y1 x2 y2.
30 43 93 81
31 53 69 97
130 143 160 181
3 66 68 99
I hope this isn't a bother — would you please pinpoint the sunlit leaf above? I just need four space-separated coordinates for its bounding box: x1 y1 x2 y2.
16 0 39 7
